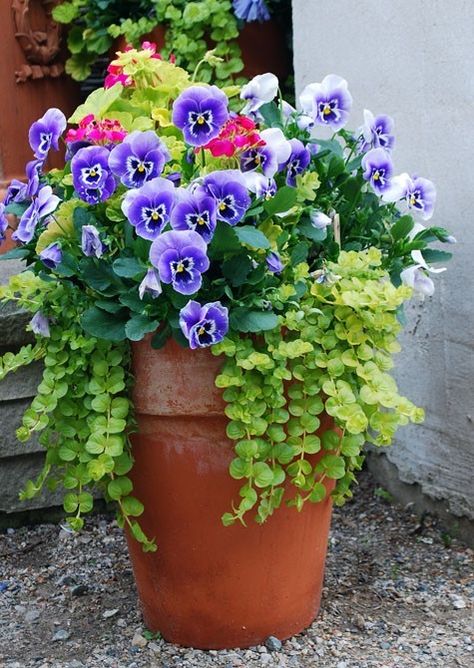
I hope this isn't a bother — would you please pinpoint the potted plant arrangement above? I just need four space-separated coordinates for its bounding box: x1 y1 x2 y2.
0 43 453 649
52 0 291 86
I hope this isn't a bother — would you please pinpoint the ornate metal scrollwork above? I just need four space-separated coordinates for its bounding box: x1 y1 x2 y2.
12 0 65 83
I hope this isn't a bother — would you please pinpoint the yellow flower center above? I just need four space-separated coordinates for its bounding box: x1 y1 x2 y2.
323 104 332 116
176 262 184 273
410 194 417 205
197 115 205 125
254 155 261 165
151 212 159 220
197 217 205 226
90 169 96 177
219 203 227 212
373 170 380 181
198 326 205 335
137 164 145 173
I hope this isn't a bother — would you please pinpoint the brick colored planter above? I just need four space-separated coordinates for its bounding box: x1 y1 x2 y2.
126 337 334 649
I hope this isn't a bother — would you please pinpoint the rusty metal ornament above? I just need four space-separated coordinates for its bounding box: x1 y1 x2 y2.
12 0 65 83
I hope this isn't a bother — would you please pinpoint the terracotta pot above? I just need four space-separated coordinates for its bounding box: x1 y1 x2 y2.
127 336 334 649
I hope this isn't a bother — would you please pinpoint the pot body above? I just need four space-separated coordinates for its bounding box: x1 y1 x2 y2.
127 337 333 649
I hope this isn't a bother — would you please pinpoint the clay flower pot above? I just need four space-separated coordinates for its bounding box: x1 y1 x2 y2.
127 336 334 650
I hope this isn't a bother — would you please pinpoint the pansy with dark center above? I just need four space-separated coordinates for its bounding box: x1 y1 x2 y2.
71 146 116 205
179 300 229 349
361 148 393 194
28 108 67 161
12 186 60 244
122 177 176 241
196 170 250 226
109 130 170 189
285 139 311 187
149 230 210 295
299 74 352 130
358 109 395 153
383 173 436 220
243 172 277 200
240 146 273 175
172 85 229 147
170 192 217 243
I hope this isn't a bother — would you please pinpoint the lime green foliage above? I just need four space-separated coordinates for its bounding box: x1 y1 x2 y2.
215 249 423 526
0 274 155 552
53 0 244 85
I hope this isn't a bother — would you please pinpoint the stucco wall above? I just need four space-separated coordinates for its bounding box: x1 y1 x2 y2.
292 0 474 519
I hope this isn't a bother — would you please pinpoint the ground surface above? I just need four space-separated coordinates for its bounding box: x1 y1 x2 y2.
0 470 472 668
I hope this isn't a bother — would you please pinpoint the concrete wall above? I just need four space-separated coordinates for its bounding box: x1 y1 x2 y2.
293 0 474 522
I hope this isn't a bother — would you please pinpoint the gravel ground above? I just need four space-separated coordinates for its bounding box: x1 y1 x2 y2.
0 469 472 668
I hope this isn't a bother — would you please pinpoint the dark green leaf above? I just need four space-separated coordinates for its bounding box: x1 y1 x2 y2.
298 220 328 242
421 248 452 264
230 308 279 333
95 300 124 314
391 215 414 240
73 207 96 234
233 225 270 249
112 257 145 278
258 101 282 128
312 138 343 158
264 186 297 216
125 314 159 341
81 306 128 341
4 202 28 216
222 254 253 286
291 241 309 265
208 222 240 258
151 325 171 349
0 248 29 261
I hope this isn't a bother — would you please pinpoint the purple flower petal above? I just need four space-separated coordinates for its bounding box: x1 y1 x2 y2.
28 108 67 160
172 86 229 147
81 224 106 258
170 192 217 243
179 300 229 349
299 75 352 130
233 0 271 22
266 251 284 274
361 148 393 194
71 146 116 204
149 230 210 295
39 242 62 269
122 177 176 241
12 186 60 244
196 170 250 226
0 203 8 243
30 312 50 337
109 131 170 188
138 268 162 299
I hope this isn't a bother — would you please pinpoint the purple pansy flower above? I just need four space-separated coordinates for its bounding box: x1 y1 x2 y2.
281 100 314 131
39 242 62 269
30 312 50 337
179 300 229 349
383 173 436 220
361 148 393 194
299 74 352 130
149 230 210 295
138 268 162 300
12 186 60 244
122 177 176 241
81 224 106 258
240 73 278 115
285 139 311 187
172 86 229 147
233 0 270 22
0 203 8 243
197 170 251 226
28 108 67 160
65 139 92 161
4 179 28 205
358 109 394 153
241 128 291 178
243 172 277 200
266 251 284 274
170 192 217 243
25 159 44 198
71 146 116 205
108 131 170 189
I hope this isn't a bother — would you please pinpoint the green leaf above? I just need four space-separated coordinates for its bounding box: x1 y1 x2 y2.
208 222 240 258
151 325 171 349
264 186 297 216
125 315 159 342
81 307 128 341
309 482 327 503
421 249 452 264
233 225 270 249
108 476 133 500
69 83 124 122
4 202 28 216
319 454 346 479
235 439 258 459
63 493 78 513
222 254 253 286
121 496 144 517
230 308 279 333
258 101 282 128
252 462 274 488
52 1 80 23
112 257 145 278
229 457 250 479
298 220 328 242
0 248 30 261
222 512 236 526
291 241 310 265
391 215 414 240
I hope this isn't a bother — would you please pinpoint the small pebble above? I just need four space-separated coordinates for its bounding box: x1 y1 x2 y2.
52 629 70 642
131 632 148 648
24 609 41 623
103 608 119 618
265 635 283 652
452 596 467 609
71 583 89 597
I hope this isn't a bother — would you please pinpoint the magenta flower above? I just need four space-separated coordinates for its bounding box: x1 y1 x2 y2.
361 148 393 194
71 146 116 205
179 300 229 349
196 170 250 226
13 186 60 244
122 177 176 241
149 230 210 295
299 75 352 130
109 131 170 188
39 242 62 269
172 86 229 146
170 192 217 243
28 108 67 160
